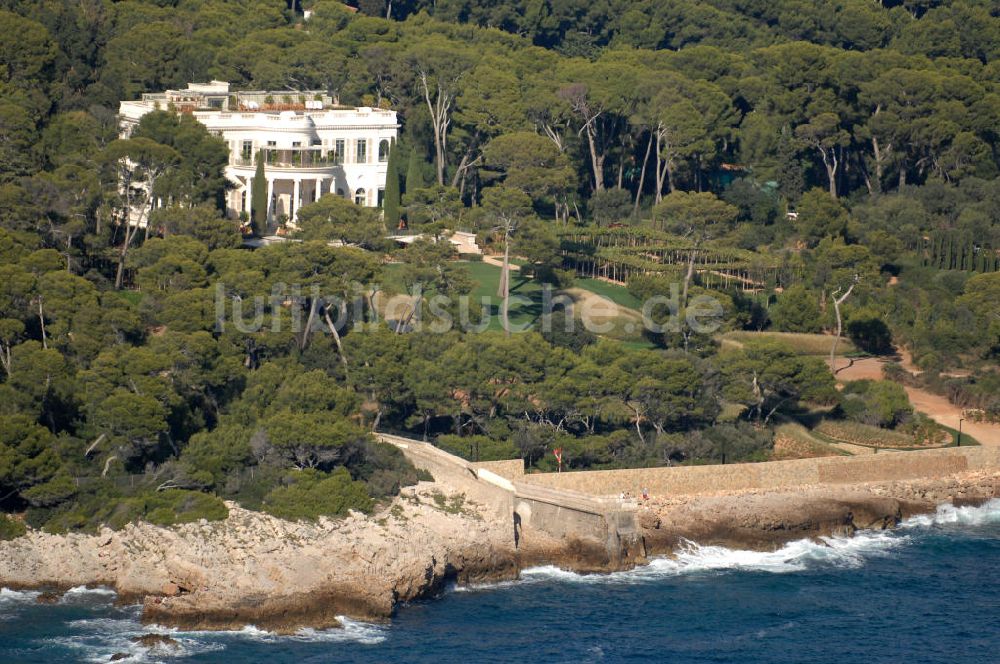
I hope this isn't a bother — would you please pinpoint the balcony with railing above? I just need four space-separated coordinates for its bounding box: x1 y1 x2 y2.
232 148 343 169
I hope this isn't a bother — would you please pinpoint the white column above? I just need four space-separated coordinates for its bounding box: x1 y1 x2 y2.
266 177 275 225
245 178 252 216
315 178 321 202
292 178 301 223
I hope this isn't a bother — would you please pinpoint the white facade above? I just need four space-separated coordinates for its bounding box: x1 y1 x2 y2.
118 81 398 229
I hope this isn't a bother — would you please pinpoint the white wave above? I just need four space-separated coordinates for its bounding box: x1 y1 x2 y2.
0 587 41 604
60 585 118 603
44 614 385 662
57 614 225 663
0 587 39 621
520 565 598 583
453 578 522 593
297 617 387 645
519 530 908 586
901 498 1000 529
234 618 386 645
142 617 386 646
52 630 224 663
67 615 142 632
656 530 907 574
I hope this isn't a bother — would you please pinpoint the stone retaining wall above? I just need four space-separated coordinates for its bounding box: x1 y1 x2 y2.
471 459 525 480
517 446 1000 498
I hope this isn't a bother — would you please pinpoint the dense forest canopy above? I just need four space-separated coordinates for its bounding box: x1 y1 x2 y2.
0 0 998 536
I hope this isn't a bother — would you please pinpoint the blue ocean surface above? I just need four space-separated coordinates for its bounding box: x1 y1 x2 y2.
2 499 999 663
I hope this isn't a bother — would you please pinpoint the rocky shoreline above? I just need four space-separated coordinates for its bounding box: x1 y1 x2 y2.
640 470 1000 553
2 471 998 633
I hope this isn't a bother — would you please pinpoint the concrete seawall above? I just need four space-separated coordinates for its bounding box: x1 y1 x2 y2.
377 434 644 570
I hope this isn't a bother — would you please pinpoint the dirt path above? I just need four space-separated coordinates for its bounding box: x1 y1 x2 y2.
831 356 884 380
903 387 998 446
481 255 521 270
833 356 999 446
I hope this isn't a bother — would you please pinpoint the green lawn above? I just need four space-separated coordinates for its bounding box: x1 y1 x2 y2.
937 422 981 447
383 261 652 339
614 339 658 350
115 290 144 306
465 262 546 332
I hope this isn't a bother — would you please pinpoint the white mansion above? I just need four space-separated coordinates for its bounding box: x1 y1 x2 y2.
118 81 399 227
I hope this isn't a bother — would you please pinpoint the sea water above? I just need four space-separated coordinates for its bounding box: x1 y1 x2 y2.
2 499 999 663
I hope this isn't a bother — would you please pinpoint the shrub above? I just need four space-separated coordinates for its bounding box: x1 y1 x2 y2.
262 468 373 521
881 362 912 384
32 485 228 533
104 490 229 529
0 514 27 540
588 188 633 225
541 308 596 352
899 414 950 447
770 285 823 333
24 481 124 533
351 441 423 498
222 465 285 511
145 490 229 526
840 380 912 428
435 434 519 462
846 308 893 354
21 474 78 507
665 422 774 464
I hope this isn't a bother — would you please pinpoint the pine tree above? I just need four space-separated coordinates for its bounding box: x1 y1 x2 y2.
405 149 425 194
383 141 401 228
252 150 267 235
776 125 805 202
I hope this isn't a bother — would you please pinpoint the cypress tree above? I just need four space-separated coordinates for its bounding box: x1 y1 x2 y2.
405 149 425 194
383 141 401 228
252 150 267 235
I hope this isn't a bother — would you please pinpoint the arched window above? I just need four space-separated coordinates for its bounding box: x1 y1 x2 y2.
354 188 366 206
378 139 390 162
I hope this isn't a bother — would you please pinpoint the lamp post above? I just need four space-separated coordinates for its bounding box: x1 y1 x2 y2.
957 418 964 447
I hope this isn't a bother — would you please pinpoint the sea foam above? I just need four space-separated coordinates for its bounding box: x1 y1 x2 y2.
60 585 118 604
0 587 41 620
519 528 906 585
901 498 1000 529
56 613 225 663
0 587 41 604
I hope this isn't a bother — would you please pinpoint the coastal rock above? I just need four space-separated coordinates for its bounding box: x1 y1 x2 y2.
131 634 179 649
2 470 998 632
36 591 62 604
637 511 661 530
640 471 1000 554
0 484 519 632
